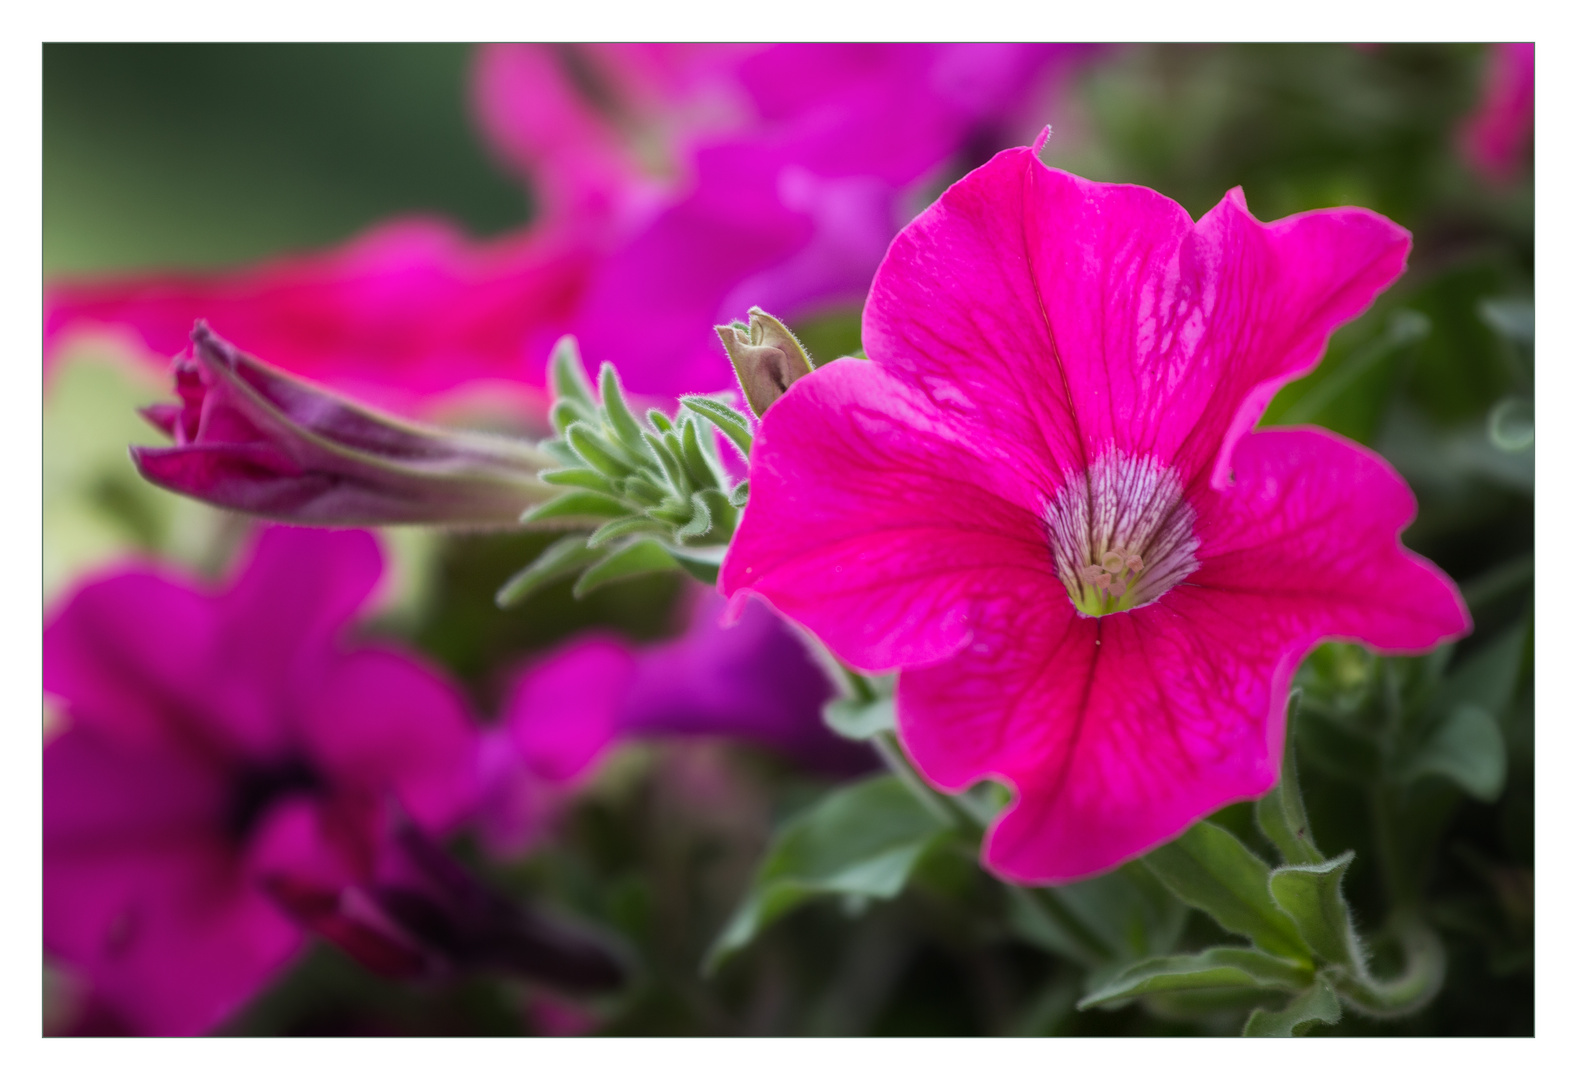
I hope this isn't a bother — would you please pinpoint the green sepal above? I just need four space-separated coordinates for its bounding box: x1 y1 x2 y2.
539 467 622 498
1078 947 1313 1011
680 394 754 459
597 362 649 456
1242 974 1341 1036
823 696 896 740
1268 853 1363 969
1255 692 1325 865
548 336 597 411
703 775 951 974
571 538 680 599
519 489 630 525
565 421 636 477
494 534 597 608
1142 821 1313 962
586 515 666 549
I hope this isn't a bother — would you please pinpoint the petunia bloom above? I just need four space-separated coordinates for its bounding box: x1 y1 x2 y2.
132 324 556 526
1458 42 1534 186
43 526 479 1034
477 587 870 854
47 45 1088 407
721 138 1470 883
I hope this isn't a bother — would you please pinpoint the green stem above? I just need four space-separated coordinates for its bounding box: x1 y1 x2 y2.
872 730 964 831
1328 916 1445 1018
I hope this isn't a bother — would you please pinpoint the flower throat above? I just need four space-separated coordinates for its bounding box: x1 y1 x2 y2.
1045 446 1200 617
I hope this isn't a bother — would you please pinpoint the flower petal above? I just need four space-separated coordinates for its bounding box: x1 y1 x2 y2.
504 634 637 785
721 359 1055 671
864 147 1411 494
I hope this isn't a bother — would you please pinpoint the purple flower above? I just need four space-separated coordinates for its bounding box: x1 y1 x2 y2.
478 587 870 854
722 140 1470 883
1459 43 1534 186
43 526 479 1034
132 324 555 526
47 45 1088 406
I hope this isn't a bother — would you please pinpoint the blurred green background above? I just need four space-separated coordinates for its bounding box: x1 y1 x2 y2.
43 43 1532 1037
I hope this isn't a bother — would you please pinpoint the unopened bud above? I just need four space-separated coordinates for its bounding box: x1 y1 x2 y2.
715 307 815 418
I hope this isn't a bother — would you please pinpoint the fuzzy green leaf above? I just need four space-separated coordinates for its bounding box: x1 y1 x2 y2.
539 467 622 498
519 489 630 525
597 362 649 455
494 534 597 608
549 336 596 410
1078 947 1312 1010
704 776 949 973
1142 821 1312 962
1256 693 1325 865
1269 853 1362 969
586 515 666 549
679 394 754 459
1242 974 1341 1036
571 538 679 599
565 421 636 477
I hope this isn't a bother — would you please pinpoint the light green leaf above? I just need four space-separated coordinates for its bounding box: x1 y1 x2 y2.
572 539 679 598
1079 947 1312 1010
586 515 665 549
539 467 622 497
822 696 896 740
548 336 596 410
520 489 630 525
565 421 636 477
597 362 649 455
1268 853 1362 969
1242 974 1341 1036
679 394 754 459
704 776 950 973
494 534 597 608
1142 822 1312 962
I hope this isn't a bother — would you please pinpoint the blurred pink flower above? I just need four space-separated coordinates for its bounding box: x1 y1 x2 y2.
43 527 478 1034
46 45 1086 409
721 140 1470 883
477 587 869 854
1459 43 1534 186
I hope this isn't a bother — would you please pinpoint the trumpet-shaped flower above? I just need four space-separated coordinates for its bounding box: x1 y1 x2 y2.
721 140 1469 882
43 527 479 1034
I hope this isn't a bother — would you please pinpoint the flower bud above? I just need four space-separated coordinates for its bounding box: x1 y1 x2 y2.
132 323 557 526
715 307 815 418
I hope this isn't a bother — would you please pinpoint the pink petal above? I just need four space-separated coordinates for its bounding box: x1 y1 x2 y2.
503 634 637 785
1459 43 1535 186
896 427 1468 883
298 647 480 830
864 147 1411 497
720 359 1054 671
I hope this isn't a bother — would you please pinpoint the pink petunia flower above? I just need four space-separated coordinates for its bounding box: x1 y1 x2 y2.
720 138 1470 883
477 587 869 854
43 526 479 1034
1458 43 1534 187
46 45 1086 407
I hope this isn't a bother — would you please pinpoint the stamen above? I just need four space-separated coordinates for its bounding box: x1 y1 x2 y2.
1125 553 1144 573
1094 571 1112 590
1107 578 1127 598
1101 551 1126 574
1080 565 1104 585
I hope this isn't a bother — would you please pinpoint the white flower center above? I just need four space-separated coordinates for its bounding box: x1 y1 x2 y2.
1044 446 1200 616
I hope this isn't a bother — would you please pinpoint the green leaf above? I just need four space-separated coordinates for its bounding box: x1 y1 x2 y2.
1437 618 1527 718
679 394 754 459
1402 703 1507 801
493 534 597 608
728 480 750 508
1142 821 1312 962
646 408 674 434
586 515 665 549
519 489 630 525
1242 974 1341 1036
642 431 691 498
675 490 713 542
678 416 721 488
1256 694 1325 865
539 467 622 498
571 539 680 599
597 362 648 455
1268 853 1363 969
548 336 596 410
1078 947 1312 1010
704 776 950 973
565 421 636 477
822 696 896 739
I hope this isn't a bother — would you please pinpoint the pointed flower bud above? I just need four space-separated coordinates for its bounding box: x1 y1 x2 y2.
132 324 557 526
715 306 815 418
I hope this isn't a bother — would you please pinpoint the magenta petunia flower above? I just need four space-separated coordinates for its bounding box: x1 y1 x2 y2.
43 526 479 1034
1458 42 1534 187
47 45 1086 406
721 140 1470 883
477 587 869 854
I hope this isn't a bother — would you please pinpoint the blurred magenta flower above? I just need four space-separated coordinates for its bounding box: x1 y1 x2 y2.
43 526 479 1034
478 587 868 854
1459 43 1534 186
721 140 1470 883
132 324 555 526
46 45 1085 407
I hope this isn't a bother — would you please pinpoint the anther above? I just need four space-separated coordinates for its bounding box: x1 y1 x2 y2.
1080 565 1104 584
1107 578 1127 597
1094 571 1112 590
1125 553 1144 573
1101 551 1126 574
